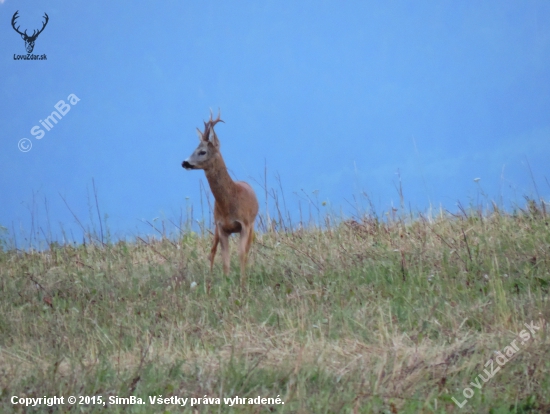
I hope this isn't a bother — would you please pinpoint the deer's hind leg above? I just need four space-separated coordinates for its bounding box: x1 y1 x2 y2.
238 224 254 285
245 226 254 256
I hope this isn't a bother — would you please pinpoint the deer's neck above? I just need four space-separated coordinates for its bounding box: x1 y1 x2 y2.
204 154 236 210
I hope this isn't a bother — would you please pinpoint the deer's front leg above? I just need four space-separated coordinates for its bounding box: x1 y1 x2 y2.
218 229 230 275
209 224 219 272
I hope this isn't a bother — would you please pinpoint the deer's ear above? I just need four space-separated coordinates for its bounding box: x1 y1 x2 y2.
208 127 220 148
196 128 204 141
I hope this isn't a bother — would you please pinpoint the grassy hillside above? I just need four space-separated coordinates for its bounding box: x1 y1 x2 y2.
1 199 549 413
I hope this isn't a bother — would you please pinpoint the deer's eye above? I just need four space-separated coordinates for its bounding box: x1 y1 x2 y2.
199 151 206 156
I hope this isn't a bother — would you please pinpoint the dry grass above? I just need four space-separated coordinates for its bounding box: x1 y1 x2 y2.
0 198 549 413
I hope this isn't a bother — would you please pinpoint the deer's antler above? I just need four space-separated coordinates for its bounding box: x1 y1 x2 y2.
11 11 25 36
202 109 225 137
208 108 224 128
11 11 49 39
32 13 49 38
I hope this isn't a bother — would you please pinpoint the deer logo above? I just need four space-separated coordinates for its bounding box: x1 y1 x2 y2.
11 11 49 54
183 111 259 286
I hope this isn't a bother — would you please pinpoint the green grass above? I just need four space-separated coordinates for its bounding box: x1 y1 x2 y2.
1 200 549 413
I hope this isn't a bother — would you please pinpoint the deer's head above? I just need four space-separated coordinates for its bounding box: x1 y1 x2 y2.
182 111 224 171
12 11 49 54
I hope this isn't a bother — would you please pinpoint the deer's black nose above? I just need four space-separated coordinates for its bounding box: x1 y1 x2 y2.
182 160 192 169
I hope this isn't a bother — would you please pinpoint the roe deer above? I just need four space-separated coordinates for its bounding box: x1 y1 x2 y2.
182 111 259 284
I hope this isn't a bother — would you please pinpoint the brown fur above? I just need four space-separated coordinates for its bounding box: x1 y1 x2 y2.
182 112 259 284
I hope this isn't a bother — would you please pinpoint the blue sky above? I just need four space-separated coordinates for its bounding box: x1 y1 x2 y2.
1 1 549 246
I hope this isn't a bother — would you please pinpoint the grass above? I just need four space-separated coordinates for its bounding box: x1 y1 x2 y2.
0 196 549 413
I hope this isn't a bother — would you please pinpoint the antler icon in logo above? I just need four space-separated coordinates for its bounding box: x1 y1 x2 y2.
11 11 49 53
